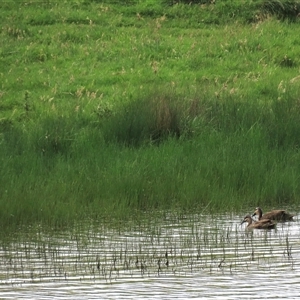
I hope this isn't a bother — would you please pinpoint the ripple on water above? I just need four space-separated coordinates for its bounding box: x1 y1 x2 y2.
0 212 300 299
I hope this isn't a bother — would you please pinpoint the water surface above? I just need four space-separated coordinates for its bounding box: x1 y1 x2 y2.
1 212 299 299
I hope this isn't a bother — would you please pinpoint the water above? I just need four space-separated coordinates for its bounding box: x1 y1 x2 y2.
0 212 299 299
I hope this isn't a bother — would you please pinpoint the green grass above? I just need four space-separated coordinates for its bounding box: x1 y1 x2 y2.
1 0 300 230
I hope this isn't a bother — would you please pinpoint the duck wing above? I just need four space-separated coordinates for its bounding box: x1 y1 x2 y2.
262 210 294 221
254 218 276 229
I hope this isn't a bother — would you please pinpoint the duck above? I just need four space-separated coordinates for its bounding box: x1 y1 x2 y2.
241 215 276 230
252 207 295 222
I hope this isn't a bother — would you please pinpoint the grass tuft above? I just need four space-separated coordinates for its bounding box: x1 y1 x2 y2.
260 0 300 20
102 90 182 146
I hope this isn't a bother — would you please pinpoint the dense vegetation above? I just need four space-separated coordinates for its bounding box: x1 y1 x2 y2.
1 0 300 229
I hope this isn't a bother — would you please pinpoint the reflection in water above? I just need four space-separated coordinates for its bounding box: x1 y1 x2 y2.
0 213 299 299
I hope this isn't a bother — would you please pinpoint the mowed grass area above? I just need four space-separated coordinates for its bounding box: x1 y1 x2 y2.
1 0 300 229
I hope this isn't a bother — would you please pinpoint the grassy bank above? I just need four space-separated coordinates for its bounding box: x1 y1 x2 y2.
1 0 300 229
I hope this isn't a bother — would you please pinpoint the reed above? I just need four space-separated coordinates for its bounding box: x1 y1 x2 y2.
2 213 296 284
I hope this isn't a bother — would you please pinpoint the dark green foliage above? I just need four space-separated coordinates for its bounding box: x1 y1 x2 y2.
32 117 75 157
260 0 300 20
265 96 300 148
101 92 300 150
102 92 182 146
166 0 214 4
87 0 138 4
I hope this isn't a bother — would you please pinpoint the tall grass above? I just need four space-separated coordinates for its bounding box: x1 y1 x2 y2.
1 0 300 230
261 0 300 20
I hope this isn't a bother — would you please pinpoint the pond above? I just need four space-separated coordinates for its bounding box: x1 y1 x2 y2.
0 211 299 299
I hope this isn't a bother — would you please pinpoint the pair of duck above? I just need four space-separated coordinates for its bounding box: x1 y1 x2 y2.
241 207 295 230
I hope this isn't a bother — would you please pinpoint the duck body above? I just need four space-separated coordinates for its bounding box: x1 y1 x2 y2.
253 207 295 222
241 215 276 230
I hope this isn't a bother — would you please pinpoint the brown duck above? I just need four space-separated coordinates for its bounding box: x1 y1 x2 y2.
252 207 295 222
241 215 276 230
